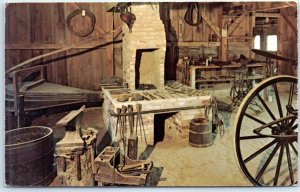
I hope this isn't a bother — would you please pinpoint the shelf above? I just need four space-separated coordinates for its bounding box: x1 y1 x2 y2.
195 75 265 83
190 63 264 70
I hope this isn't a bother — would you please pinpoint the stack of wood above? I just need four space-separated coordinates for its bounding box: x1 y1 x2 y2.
117 161 152 176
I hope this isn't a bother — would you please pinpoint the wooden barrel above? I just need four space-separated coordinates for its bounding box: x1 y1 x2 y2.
189 118 212 147
5 126 56 186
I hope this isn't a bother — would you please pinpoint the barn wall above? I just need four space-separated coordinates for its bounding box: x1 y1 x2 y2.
166 2 297 76
5 2 297 90
5 3 116 90
278 7 297 75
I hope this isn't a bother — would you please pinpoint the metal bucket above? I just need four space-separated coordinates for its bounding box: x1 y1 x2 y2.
189 118 212 147
5 126 56 186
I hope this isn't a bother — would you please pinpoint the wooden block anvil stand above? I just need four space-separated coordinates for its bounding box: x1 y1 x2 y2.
55 105 99 186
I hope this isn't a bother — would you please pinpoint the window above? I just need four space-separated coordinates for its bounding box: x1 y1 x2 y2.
267 35 277 51
254 35 261 49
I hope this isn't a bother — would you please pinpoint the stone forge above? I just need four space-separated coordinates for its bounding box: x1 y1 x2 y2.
102 3 211 149
122 3 166 90
102 84 211 146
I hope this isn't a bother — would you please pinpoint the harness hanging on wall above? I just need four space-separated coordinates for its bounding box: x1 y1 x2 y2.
66 9 96 37
184 2 202 26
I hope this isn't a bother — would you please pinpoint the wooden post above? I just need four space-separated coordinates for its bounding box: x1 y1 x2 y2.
189 66 196 89
250 12 256 59
40 65 46 80
220 29 228 62
17 95 25 128
12 72 19 116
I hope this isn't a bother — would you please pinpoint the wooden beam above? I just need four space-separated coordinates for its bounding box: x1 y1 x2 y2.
227 2 296 15
247 2 296 12
105 8 114 76
5 43 114 50
228 12 248 36
201 9 221 38
254 12 280 18
231 1 297 12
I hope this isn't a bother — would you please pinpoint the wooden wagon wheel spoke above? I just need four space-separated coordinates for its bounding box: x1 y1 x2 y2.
256 94 277 121
289 141 298 156
273 83 283 118
240 135 270 140
244 139 277 164
285 142 294 185
234 75 298 186
244 113 275 130
255 142 281 181
287 83 295 116
288 118 297 129
273 143 284 186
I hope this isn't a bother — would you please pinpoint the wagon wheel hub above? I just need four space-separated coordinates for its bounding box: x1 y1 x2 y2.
253 115 297 140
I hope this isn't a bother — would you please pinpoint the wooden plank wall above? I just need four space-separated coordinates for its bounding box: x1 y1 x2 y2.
278 7 297 75
168 3 255 59
5 3 297 90
169 3 222 43
5 3 115 90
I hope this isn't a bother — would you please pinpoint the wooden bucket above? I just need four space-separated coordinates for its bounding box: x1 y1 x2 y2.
189 118 212 147
5 126 56 186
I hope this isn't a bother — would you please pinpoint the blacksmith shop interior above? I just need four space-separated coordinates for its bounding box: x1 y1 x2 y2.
4 2 298 187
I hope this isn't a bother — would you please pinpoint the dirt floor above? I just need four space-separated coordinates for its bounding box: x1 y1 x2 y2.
32 107 250 186
30 83 297 187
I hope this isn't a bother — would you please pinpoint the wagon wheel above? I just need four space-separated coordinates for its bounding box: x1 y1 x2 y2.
234 75 298 186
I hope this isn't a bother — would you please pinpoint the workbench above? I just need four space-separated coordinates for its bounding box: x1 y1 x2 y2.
188 63 266 89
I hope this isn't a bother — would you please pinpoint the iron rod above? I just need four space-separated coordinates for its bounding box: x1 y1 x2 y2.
109 105 205 117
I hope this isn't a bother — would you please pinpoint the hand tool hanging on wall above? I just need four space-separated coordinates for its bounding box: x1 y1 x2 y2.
184 2 202 26
136 103 148 145
127 105 138 159
115 108 121 137
121 105 127 163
